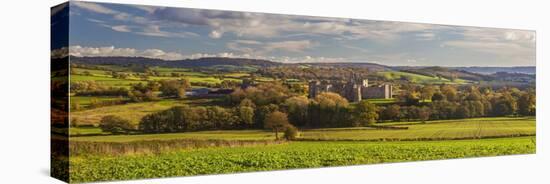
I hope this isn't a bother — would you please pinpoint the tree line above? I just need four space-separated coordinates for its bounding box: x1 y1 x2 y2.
98 82 535 139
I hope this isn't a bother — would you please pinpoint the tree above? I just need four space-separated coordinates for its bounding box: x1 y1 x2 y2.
238 99 255 127
100 115 133 134
283 96 309 126
518 92 536 116
417 106 431 122
314 92 349 108
284 125 299 140
312 92 351 127
441 85 458 102
264 111 291 140
381 104 401 121
160 79 191 97
431 92 446 101
354 101 379 126
421 85 435 102
177 88 186 99
493 93 517 116
403 91 421 105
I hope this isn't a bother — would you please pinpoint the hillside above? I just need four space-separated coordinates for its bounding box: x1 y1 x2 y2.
70 56 281 68
453 66 535 75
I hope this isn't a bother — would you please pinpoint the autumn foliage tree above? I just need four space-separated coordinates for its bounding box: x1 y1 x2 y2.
264 111 291 140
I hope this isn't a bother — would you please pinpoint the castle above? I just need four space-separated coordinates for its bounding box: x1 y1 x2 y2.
308 73 392 102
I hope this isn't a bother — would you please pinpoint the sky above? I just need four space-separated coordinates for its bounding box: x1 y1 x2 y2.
59 1 536 67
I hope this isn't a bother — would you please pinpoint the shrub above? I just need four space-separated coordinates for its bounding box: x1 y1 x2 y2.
284 125 299 140
100 115 133 134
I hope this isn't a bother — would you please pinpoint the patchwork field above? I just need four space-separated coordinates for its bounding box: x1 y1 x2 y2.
69 137 535 183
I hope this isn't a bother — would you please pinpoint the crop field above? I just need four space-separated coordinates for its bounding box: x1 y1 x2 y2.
69 137 535 183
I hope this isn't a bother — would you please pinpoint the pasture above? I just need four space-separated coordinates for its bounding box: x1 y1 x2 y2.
71 99 185 127
69 117 535 142
378 71 468 84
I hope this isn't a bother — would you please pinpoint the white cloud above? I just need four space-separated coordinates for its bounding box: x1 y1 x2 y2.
151 7 445 40
136 25 199 38
72 1 118 15
131 5 157 14
416 32 436 40
73 2 199 39
208 30 223 39
111 25 131 32
56 45 353 63
227 40 316 55
67 45 183 60
442 40 532 56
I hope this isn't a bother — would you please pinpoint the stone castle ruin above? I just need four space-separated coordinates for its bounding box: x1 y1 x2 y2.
308 73 392 102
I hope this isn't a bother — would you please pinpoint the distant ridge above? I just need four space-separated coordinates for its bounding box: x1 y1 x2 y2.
70 56 281 68
70 56 535 75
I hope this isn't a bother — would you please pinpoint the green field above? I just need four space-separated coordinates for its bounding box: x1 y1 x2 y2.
71 100 185 126
365 98 397 104
71 66 244 88
378 71 468 84
71 74 144 88
70 127 107 136
72 130 275 142
69 137 535 183
71 96 128 109
303 117 535 141
70 117 535 142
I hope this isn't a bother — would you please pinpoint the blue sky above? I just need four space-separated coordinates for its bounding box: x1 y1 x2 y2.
62 1 536 66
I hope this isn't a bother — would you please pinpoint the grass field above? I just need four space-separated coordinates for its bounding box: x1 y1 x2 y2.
302 117 535 141
70 117 535 142
71 96 128 109
71 100 185 126
365 98 397 104
71 67 243 88
70 74 144 88
69 137 535 183
72 130 275 142
70 127 107 136
378 71 468 84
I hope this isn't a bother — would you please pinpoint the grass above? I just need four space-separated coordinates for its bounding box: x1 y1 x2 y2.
378 71 468 84
71 117 535 142
71 96 128 109
302 117 535 141
70 74 144 88
365 98 397 104
69 136 535 183
70 127 106 136
71 67 243 89
71 130 276 142
70 99 185 126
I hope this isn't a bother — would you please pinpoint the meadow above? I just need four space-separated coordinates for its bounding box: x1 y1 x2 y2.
378 71 469 84
70 117 535 142
71 99 185 127
69 137 535 183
